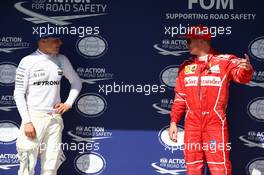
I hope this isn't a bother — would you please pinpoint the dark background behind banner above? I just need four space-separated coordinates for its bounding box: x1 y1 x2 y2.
0 0 263 175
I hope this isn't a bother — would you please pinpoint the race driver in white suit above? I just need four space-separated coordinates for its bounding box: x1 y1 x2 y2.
14 34 82 175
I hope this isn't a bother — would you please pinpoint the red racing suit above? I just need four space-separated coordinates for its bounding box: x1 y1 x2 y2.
170 53 253 175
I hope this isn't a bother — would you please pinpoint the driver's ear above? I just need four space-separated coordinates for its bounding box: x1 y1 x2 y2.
38 39 45 44
37 40 42 47
38 39 46 48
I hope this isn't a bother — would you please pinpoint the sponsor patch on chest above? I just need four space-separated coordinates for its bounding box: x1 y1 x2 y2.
33 69 46 78
184 76 222 87
208 64 220 73
184 64 197 74
57 67 63 75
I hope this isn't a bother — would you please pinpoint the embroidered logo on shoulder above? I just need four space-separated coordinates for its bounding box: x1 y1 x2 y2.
185 64 197 74
208 64 220 73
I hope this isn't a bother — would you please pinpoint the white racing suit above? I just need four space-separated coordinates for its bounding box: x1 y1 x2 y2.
14 50 82 175
16 111 66 175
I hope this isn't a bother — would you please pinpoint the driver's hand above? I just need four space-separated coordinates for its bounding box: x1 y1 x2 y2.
169 122 178 143
24 122 36 139
54 103 71 114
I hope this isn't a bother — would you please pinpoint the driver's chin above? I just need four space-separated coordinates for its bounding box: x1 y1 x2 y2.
50 49 60 55
189 48 199 55
189 49 195 55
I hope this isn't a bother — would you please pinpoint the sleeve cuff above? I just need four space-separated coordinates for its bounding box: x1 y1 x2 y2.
170 118 178 124
64 100 73 108
22 118 31 124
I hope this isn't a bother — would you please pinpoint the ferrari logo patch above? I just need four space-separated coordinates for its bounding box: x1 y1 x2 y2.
208 64 220 73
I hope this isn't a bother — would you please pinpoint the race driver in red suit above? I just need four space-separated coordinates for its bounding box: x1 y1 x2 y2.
168 25 253 175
